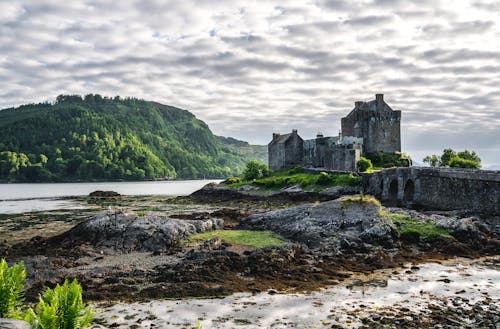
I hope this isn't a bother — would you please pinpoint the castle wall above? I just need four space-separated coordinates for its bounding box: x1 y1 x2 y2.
284 135 304 167
303 140 317 167
330 145 361 172
364 168 500 214
268 143 285 171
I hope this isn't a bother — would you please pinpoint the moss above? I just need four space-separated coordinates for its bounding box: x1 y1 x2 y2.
183 230 286 248
386 213 452 241
341 194 382 208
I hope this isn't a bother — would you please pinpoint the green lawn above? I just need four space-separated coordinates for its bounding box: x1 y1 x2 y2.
183 230 287 248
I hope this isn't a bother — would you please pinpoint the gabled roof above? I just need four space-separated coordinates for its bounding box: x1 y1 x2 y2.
343 98 395 119
272 133 293 144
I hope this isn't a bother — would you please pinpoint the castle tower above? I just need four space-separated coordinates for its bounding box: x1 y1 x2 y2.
340 94 401 154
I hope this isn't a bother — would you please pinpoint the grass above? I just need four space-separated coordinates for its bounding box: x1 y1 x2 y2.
386 213 452 241
341 194 382 208
339 195 452 242
226 168 361 191
183 230 286 248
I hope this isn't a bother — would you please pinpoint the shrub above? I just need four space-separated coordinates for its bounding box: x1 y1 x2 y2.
223 177 240 184
357 157 373 172
449 156 480 169
33 279 93 329
316 172 333 185
0 259 26 318
242 160 269 181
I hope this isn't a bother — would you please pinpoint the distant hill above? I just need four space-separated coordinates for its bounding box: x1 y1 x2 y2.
0 94 267 182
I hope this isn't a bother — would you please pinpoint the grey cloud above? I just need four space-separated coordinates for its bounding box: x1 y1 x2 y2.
0 0 499 166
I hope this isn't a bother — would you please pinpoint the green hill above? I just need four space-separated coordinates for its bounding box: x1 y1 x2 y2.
0 94 267 182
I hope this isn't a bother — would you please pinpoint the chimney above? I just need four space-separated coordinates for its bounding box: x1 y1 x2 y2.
272 133 280 140
376 94 384 112
355 101 363 108
292 129 298 135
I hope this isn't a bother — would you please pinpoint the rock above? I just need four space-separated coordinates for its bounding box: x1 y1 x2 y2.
281 185 303 193
239 185 258 191
0 319 31 329
88 190 120 198
320 186 362 198
199 237 223 251
241 197 398 254
58 210 224 253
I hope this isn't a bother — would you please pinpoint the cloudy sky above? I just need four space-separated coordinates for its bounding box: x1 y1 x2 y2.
1 0 500 167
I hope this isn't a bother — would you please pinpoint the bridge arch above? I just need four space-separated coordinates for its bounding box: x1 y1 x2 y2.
388 179 398 205
403 179 415 202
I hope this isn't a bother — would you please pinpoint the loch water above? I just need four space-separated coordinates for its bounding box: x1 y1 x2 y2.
0 180 218 213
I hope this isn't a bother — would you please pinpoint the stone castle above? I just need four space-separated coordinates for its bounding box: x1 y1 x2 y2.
268 94 401 171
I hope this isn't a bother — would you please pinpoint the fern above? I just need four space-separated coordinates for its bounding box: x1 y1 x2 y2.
0 258 26 318
35 279 93 329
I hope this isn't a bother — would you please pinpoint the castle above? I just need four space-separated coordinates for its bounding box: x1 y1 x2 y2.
268 94 401 171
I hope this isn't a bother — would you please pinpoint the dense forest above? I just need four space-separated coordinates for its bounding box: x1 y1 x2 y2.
0 95 266 182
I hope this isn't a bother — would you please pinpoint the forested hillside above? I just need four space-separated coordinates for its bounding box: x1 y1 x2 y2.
0 95 266 182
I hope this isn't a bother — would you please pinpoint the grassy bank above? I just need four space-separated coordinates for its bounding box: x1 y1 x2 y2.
225 168 361 191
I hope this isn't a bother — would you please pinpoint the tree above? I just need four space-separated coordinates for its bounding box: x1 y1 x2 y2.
423 148 481 169
243 160 269 181
449 157 480 169
440 148 456 167
457 150 481 166
357 157 373 172
423 154 439 167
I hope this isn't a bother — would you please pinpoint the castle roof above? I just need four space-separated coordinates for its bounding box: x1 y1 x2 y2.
271 133 293 144
343 94 396 119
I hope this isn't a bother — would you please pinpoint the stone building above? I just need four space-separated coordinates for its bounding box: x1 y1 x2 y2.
268 94 401 171
341 94 401 154
268 130 304 170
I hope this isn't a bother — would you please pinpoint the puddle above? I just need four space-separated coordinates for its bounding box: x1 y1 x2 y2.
94 256 500 328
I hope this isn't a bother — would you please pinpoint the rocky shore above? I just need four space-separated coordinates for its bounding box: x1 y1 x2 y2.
1 182 499 327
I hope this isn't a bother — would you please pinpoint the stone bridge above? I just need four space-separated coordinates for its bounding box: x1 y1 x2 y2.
364 167 500 214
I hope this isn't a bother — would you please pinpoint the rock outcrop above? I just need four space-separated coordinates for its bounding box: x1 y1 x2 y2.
241 198 398 254
58 211 224 253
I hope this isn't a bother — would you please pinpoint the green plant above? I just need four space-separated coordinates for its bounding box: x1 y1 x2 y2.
183 230 286 248
357 157 373 172
341 194 382 208
448 157 480 169
223 176 241 184
0 259 26 318
316 172 333 185
423 148 481 169
33 279 93 329
242 160 269 181
385 213 452 242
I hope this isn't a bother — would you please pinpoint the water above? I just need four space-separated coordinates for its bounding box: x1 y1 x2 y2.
0 180 218 214
95 257 500 328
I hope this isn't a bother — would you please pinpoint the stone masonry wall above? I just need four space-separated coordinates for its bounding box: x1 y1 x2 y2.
364 168 500 214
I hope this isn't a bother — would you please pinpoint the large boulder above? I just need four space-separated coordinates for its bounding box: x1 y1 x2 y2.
59 211 224 253
241 198 398 254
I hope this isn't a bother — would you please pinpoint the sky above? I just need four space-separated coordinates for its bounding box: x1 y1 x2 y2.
1 0 499 168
